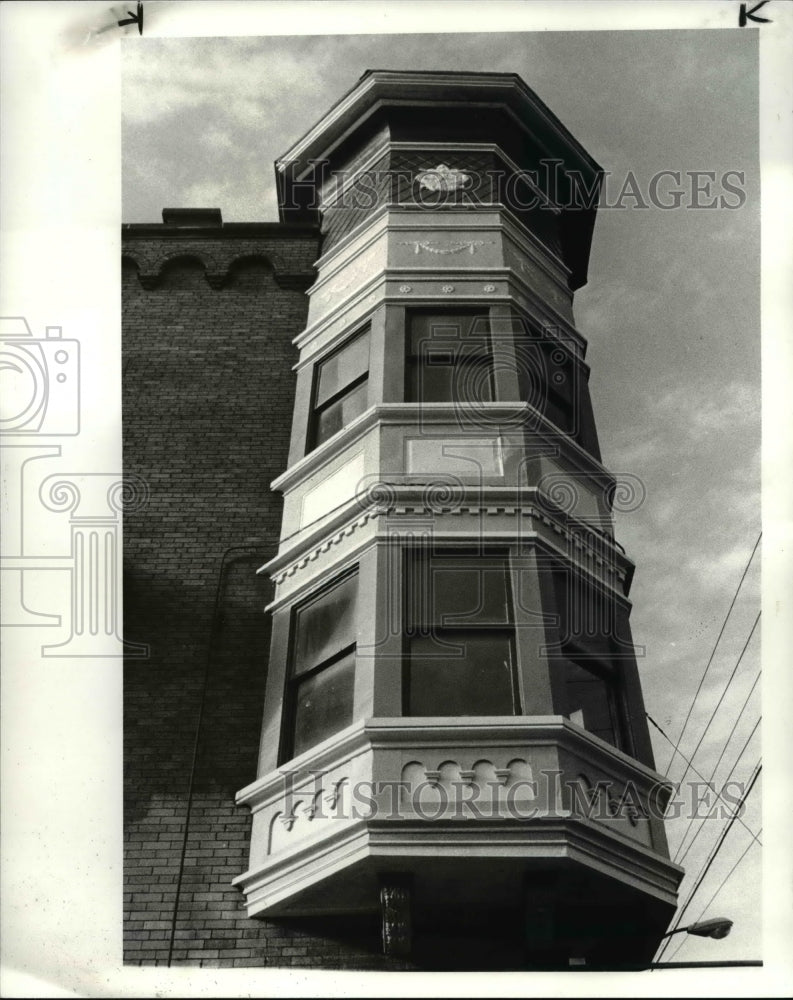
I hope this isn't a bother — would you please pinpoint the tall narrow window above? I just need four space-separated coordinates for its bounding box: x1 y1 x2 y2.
404 551 519 716
406 311 493 405
516 325 578 436
563 658 621 748
287 571 358 759
310 328 370 450
553 567 625 749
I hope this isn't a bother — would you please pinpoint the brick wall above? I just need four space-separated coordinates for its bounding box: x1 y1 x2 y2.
122 231 414 969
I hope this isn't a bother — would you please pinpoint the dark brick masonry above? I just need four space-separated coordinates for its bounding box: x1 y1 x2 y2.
122 226 415 969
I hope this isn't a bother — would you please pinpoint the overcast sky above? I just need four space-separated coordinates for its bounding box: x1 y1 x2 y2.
123 29 761 963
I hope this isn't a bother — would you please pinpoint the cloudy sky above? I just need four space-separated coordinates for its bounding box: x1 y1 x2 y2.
122 28 762 964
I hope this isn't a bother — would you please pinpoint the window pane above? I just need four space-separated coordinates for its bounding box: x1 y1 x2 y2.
565 659 617 747
409 313 489 352
407 632 515 715
431 564 509 625
407 555 511 627
294 573 357 675
315 331 369 407
408 349 494 404
454 352 494 405
407 312 491 403
410 351 493 405
315 379 368 445
409 350 456 402
293 651 356 757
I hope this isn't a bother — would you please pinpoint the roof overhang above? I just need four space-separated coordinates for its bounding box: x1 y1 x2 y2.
274 71 604 288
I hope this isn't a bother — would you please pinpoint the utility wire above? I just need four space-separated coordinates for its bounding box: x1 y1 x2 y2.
655 762 762 965
646 713 761 848
672 669 761 861
666 832 761 964
672 662 761 863
665 533 761 778
693 671 760 797
672 612 760 791
674 712 761 867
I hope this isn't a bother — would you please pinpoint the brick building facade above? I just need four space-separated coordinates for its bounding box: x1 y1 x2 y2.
122 222 415 967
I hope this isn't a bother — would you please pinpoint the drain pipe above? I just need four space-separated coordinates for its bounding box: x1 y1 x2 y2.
166 537 263 966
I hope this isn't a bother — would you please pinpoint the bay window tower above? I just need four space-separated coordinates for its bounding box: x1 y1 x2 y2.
234 71 683 969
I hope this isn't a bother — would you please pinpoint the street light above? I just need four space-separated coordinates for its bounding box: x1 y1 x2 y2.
661 918 733 940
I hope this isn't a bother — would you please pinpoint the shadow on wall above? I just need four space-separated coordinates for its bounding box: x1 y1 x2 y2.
123 556 273 824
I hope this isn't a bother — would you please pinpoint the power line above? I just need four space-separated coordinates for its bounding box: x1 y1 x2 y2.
657 760 761 964
675 670 763 858
664 533 761 777
672 612 760 791
698 670 760 793
646 713 761 848
655 762 762 965
675 715 760 868
666 833 761 964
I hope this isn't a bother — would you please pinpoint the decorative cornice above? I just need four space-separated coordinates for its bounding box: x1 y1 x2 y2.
122 245 317 291
269 514 628 600
276 71 602 183
263 486 633 604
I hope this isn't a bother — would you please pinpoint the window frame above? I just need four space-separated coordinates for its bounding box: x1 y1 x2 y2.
542 557 633 753
404 308 494 406
281 567 359 762
308 325 371 453
402 546 522 718
561 644 626 751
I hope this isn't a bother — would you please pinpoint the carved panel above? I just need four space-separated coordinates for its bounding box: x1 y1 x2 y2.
399 239 493 256
268 778 352 855
416 164 472 193
398 756 536 819
568 772 653 847
405 437 504 477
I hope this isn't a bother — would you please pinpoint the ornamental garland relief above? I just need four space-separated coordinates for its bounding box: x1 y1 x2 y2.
399 239 492 256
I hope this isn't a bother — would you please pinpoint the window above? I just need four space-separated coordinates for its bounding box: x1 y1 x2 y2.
563 657 621 748
552 568 625 750
516 324 578 436
286 571 358 759
406 311 493 405
404 551 520 716
310 328 370 450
